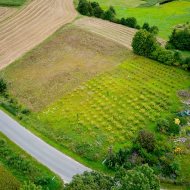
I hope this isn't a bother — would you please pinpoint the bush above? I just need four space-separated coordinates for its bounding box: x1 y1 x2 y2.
132 29 158 57
20 181 42 190
156 118 180 135
120 17 137 28
151 47 175 65
103 6 116 21
168 28 190 51
0 78 7 94
136 130 156 152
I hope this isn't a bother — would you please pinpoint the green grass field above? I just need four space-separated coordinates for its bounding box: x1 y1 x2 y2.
0 0 26 6
93 0 190 39
0 132 63 189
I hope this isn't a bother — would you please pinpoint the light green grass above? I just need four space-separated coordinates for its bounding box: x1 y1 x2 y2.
94 0 190 39
37 55 190 162
0 0 26 6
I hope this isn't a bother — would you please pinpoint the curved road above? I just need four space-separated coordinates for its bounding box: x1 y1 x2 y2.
0 110 90 182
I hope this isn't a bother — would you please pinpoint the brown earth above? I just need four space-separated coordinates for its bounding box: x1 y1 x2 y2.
0 7 16 23
0 0 77 69
74 17 166 50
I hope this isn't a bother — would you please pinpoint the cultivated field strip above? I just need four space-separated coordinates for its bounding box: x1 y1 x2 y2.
0 7 16 23
74 17 166 50
0 0 77 69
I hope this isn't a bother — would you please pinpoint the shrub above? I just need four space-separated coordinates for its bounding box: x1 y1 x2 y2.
103 6 116 21
149 26 159 35
90 2 104 18
0 78 7 94
151 47 175 65
136 130 156 152
132 29 158 57
77 0 93 16
120 17 137 28
168 28 190 51
142 22 150 31
35 176 52 186
20 181 42 190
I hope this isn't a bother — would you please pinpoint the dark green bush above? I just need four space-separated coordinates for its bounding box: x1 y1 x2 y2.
168 28 190 51
0 78 7 94
120 17 137 28
132 29 158 57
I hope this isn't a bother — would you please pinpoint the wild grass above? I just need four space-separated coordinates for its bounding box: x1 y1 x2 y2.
0 0 26 6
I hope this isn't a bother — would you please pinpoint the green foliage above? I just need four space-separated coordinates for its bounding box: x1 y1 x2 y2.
64 171 114 190
168 27 190 51
156 118 180 135
0 78 7 94
136 130 156 152
0 0 26 6
0 135 62 190
65 166 160 190
20 181 42 190
132 29 158 57
151 47 175 65
120 17 137 28
115 165 160 190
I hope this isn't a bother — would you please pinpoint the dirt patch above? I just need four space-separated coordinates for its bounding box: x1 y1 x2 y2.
1 26 131 111
0 6 16 22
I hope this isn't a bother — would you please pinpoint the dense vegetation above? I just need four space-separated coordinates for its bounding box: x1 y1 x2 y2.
0 0 26 6
65 165 160 190
167 23 190 51
77 0 158 32
132 29 190 71
0 133 63 190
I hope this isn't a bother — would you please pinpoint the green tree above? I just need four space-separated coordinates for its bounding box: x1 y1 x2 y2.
77 0 93 16
20 181 42 190
91 2 104 18
103 6 116 21
132 29 158 57
64 171 114 190
0 78 7 94
114 165 160 190
136 130 156 152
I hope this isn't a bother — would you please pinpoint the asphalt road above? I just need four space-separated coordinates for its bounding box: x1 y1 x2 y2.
0 110 90 183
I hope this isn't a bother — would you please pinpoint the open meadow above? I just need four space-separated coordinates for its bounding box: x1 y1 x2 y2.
91 0 190 39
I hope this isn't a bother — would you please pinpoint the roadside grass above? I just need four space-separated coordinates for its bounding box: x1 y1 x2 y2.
0 164 20 190
0 25 129 112
0 132 63 190
0 0 26 6
90 0 190 39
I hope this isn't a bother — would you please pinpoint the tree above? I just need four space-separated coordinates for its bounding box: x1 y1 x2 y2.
91 2 104 18
77 0 93 16
132 29 158 57
64 171 114 190
136 130 156 152
0 78 7 94
20 181 42 190
103 6 116 21
114 165 160 190
149 26 159 35
142 22 150 31
120 17 137 28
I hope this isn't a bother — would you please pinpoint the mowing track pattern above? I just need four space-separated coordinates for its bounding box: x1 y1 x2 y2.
0 0 77 69
74 17 166 50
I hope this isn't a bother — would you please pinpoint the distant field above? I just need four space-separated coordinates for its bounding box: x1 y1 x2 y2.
93 0 190 39
0 0 26 6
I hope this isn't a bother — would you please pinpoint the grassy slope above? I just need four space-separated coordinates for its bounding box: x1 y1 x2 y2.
0 132 63 189
93 0 190 39
0 0 26 6
0 165 20 190
1 24 190 186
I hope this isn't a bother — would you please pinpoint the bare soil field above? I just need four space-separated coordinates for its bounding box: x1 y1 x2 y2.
1 26 130 111
0 0 77 69
0 6 16 22
74 17 166 49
